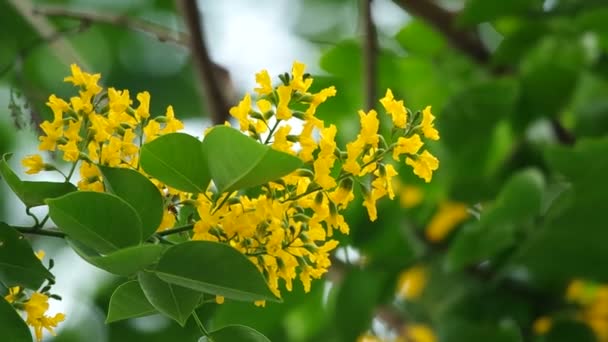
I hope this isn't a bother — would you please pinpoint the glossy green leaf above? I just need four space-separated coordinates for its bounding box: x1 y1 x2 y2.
0 223 53 289
106 280 158 323
446 169 545 271
140 133 210 193
202 126 302 193
154 241 278 302
47 192 142 254
138 271 203 326
0 153 76 208
69 241 166 276
0 297 32 342
99 166 164 240
199 325 271 342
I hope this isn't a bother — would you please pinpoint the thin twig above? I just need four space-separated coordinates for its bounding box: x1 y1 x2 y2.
391 0 490 63
361 0 378 111
156 223 194 236
13 225 66 238
175 0 232 125
33 5 189 47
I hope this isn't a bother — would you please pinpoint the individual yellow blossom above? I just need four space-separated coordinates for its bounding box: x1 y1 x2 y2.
343 138 364 175
305 86 337 116
69 95 92 114
121 129 139 157
290 61 313 93
330 178 355 209
229 93 252 131
533 316 553 335
298 116 323 162
38 120 63 151
254 69 273 96
276 85 292 120
4 286 20 303
87 141 100 163
372 164 399 199
143 119 161 142
393 134 423 161
379 89 407 128
407 324 436 342
421 106 439 140
46 95 69 120
89 114 111 143
78 162 104 192
64 120 82 142
425 201 469 242
161 106 184 134
35 249 45 260
406 150 439 183
108 88 132 114
22 154 45 175
101 136 122 167
358 109 379 147
313 125 337 189
135 91 151 120
58 140 80 162
362 192 378 222
24 292 66 342
156 210 176 232
272 125 293 154
64 64 102 95
256 99 272 115
215 295 225 304
396 265 427 300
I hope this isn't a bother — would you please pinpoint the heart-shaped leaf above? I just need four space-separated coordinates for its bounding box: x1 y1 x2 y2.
99 166 164 240
0 153 76 208
154 241 278 302
138 271 203 326
47 192 142 254
106 280 157 323
202 126 302 192
140 133 210 193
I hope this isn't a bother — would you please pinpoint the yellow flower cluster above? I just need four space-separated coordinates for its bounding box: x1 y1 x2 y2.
565 279 608 341
21 62 440 304
3 251 64 341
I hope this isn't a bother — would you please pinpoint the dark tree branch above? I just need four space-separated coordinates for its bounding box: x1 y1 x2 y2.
362 0 378 111
175 0 232 125
392 0 490 64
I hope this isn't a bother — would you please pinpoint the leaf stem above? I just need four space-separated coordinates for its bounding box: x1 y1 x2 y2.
13 225 66 238
156 224 194 236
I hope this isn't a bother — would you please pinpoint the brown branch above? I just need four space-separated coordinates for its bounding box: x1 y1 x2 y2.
33 5 189 47
175 0 232 125
362 0 378 111
392 0 490 64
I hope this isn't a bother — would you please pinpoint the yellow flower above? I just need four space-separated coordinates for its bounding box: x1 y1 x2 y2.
4 286 20 303
108 88 132 115
425 201 469 242
254 69 273 96
156 210 176 231
24 292 66 342
63 64 102 95
533 316 552 335
421 106 439 140
362 193 378 222
38 120 63 151
407 324 436 342
271 125 293 154
215 295 225 304
46 95 69 120
161 106 184 134
396 265 427 300
64 119 82 143
69 95 92 115
399 185 423 208
89 114 111 143
290 61 313 93
379 89 407 128
343 138 364 175
276 85 292 120
101 136 122 167
393 134 423 161
305 86 336 116
22 154 45 175
144 120 161 142
298 117 321 162
372 164 399 200
229 93 252 131
58 140 80 162
313 125 337 189
135 91 151 120
406 150 439 183
358 109 379 148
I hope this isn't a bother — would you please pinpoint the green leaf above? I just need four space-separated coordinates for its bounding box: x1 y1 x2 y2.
395 19 445 57
0 223 53 289
140 133 210 193
437 318 522 342
446 169 545 271
47 191 142 254
69 241 166 276
154 241 278 302
99 166 164 240
199 325 271 342
106 280 158 323
458 0 544 25
0 153 76 208
0 297 32 342
138 271 203 326
202 126 302 193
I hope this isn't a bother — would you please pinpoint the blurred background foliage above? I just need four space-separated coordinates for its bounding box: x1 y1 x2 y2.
1 0 608 341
